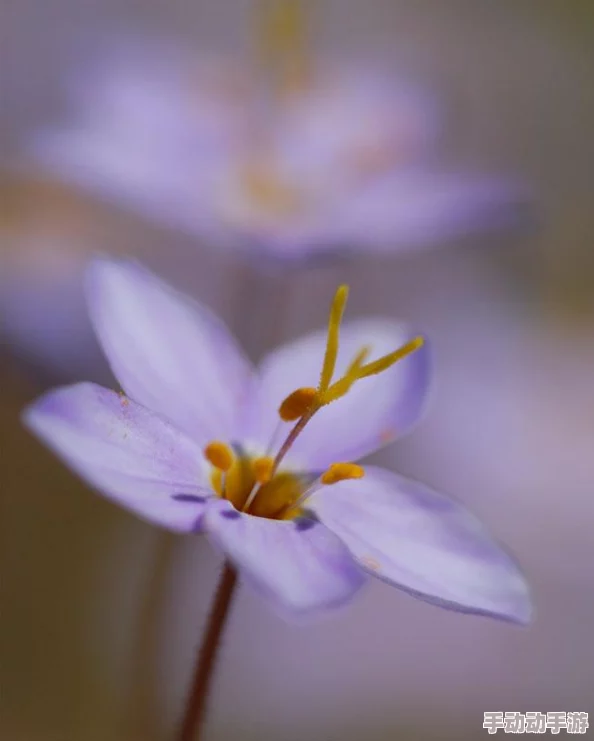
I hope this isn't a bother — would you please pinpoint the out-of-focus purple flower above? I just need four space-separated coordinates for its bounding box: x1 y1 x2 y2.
27 35 528 263
24 258 531 622
0 178 108 381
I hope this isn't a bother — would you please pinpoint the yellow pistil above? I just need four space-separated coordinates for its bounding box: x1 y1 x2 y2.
355 336 424 380
319 284 349 394
320 463 365 485
203 284 424 523
317 344 370 406
345 345 372 377
270 285 424 486
203 441 234 472
278 284 424 419
319 288 424 405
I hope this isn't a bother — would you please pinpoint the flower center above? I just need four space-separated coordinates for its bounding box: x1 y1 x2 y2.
203 284 424 520
219 160 308 237
238 160 306 220
206 446 306 519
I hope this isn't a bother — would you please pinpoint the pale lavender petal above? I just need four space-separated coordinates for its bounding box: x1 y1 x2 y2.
86 258 253 445
32 125 235 249
276 64 438 179
309 466 532 624
23 382 212 531
329 170 531 252
29 41 245 244
204 499 366 616
242 319 430 469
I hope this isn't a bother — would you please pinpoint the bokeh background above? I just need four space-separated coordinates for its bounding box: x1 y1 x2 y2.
2 1 594 740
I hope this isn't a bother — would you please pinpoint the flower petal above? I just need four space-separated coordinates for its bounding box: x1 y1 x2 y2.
331 170 532 252
309 466 532 624
204 499 366 616
85 258 253 445
242 319 430 469
277 68 437 177
23 382 212 531
29 44 248 245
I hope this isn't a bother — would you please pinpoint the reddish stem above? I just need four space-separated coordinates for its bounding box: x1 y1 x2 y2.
178 563 238 741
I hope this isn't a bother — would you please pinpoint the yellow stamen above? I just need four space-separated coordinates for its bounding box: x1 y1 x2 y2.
320 462 365 485
356 336 425 379
225 456 256 509
210 468 223 496
319 284 349 393
248 470 304 518
278 386 317 421
203 441 235 472
252 456 275 484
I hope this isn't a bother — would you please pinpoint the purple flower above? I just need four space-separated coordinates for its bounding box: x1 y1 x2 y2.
23 258 531 622
0 178 109 381
27 38 528 263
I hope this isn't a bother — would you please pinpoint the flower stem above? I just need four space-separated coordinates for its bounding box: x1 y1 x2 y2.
178 563 238 741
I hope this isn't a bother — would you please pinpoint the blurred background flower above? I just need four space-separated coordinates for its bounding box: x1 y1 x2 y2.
1 0 531 385
21 15 526 263
0 176 107 382
1 1 594 740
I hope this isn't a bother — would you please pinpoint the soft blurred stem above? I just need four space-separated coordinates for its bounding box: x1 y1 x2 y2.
178 563 238 741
